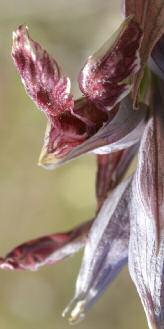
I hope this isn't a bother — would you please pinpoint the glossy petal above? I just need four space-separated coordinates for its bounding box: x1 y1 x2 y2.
123 0 164 104
0 220 92 271
78 16 142 111
128 78 164 329
63 177 132 324
39 96 146 169
96 144 138 209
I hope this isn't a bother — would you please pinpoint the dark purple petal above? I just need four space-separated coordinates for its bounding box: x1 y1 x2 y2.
96 152 123 210
12 26 91 157
78 16 142 111
38 98 113 163
40 96 146 169
76 97 146 156
73 97 113 129
0 220 92 271
96 144 138 210
11 23 142 169
149 35 164 80
123 0 164 104
12 25 74 118
12 26 118 161
63 177 132 324
128 78 164 329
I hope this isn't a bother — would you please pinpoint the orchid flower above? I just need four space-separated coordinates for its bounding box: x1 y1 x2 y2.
1 1 164 328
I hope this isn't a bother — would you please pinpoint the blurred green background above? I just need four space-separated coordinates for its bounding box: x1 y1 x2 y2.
0 1 146 328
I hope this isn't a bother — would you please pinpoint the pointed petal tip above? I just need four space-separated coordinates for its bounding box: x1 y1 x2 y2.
12 25 28 44
62 299 86 325
15 25 28 34
78 16 142 111
38 151 58 170
12 24 37 65
146 310 159 329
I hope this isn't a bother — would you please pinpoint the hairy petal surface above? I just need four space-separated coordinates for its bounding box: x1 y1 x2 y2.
63 177 132 324
12 26 113 160
123 0 164 103
96 144 138 210
0 220 92 271
12 22 142 168
12 25 74 118
128 78 164 329
40 96 146 169
78 16 142 111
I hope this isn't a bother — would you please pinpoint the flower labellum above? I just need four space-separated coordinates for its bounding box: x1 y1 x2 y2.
12 16 142 168
0 220 92 271
48 96 146 169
